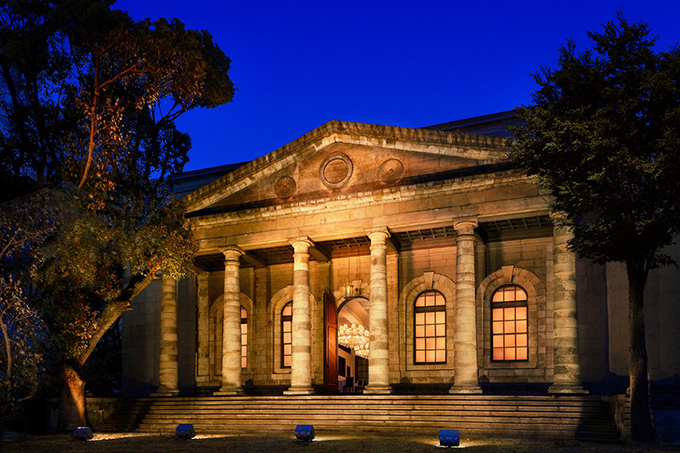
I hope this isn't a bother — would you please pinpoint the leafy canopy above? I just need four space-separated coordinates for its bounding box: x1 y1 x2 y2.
511 13 680 269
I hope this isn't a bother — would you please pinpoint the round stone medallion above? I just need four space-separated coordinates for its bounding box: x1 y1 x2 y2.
378 158 404 184
274 176 296 198
319 153 353 188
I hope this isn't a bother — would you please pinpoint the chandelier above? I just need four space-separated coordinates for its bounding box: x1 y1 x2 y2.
338 323 369 358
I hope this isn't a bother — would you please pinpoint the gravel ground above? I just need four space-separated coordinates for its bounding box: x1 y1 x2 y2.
2 432 678 453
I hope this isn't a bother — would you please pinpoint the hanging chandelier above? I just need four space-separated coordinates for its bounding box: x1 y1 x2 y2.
338 323 369 357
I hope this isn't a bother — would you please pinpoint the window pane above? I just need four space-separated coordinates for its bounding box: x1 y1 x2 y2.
283 332 292 343
435 293 445 306
283 344 291 355
492 291 505 303
435 337 446 350
505 348 516 360
426 312 435 324
516 288 528 301
504 321 515 333
435 324 445 337
435 311 445 324
493 321 504 333
283 303 292 316
242 357 247 368
504 307 515 320
516 320 527 333
426 351 435 362
416 338 425 350
517 334 528 347
493 348 504 360
241 307 247 318
241 324 247 334
426 325 435 337
415 297 425 307
436 350 446 362
505 335 516 347
415 313 425 325
284 356 291 367
426 338 435 349
493 335 504 348
492 309 504 321
283 321 291 331
416 326 425 337
516 306 527 319
416 351 425 363
517 347 528 360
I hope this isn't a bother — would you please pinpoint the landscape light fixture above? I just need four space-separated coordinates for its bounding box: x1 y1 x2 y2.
295 424 315 441
438 429 460 447
72 426 93 441
175 424 196 439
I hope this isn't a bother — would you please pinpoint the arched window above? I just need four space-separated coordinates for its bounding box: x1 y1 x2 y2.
241 306 248 369
414 291 446 363
491 285 528 361
281 302 293 368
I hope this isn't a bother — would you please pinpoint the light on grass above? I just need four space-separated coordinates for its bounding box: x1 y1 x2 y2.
438 429 460 448
176 424 196 439
73 427 94 441
295 424 315 441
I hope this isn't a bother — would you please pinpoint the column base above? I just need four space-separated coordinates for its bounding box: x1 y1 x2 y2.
283 386 314 395
363 384 392 395
449 385 482 394
548 384 589 395
150 387 180 397
213 385 244 396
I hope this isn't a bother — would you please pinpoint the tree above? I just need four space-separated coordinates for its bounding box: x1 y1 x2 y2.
0 0 234 429
510 13 680 443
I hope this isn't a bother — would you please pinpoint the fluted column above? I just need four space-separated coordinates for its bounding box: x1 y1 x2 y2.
450 218 482 393
365 229 392 394
153 275 179 396
285 237 314 395
549 222 587 393
214 245 245 395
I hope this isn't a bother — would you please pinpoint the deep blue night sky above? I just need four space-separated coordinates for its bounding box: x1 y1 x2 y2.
114 0 680 171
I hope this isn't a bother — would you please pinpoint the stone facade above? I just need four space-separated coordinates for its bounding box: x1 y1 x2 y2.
122 118 680 397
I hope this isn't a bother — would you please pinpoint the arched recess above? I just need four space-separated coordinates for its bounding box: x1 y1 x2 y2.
332 283 370 311
269 285 318 375
477 265 548 381
400 272 457 376
209 293 254 384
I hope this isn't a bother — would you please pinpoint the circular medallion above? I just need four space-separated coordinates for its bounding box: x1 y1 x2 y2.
319 153 353 188
378 158 404 184
274 176 296 198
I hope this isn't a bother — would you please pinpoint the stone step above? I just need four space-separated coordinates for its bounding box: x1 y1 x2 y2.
98 395 619 441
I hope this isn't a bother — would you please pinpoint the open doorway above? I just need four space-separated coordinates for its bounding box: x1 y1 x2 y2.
336 296 369 394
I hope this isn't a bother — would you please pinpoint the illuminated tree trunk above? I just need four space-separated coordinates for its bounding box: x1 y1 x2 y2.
627 259 655 443
58 363 86 430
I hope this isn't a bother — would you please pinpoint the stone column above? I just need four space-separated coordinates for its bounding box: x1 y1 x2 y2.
214 246 245 395
153 275 179 396
365 229 392 394
285 237 314 395
196 272 210 386
549 223 587 393
450 218 482 393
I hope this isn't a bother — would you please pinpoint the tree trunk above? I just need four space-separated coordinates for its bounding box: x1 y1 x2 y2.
58 362 87 431
626 259 655 443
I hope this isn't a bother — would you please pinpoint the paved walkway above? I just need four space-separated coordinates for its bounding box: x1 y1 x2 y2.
2 432 678 453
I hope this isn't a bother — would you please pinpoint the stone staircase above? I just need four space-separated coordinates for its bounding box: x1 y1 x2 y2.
97 394 620 441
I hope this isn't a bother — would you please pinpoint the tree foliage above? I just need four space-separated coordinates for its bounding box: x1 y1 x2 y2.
510 13 680 443
0 0 234 429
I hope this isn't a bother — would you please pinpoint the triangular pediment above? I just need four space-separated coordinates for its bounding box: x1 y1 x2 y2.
184 120 511 216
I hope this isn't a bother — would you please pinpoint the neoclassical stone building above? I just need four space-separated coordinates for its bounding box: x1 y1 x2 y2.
122 112 680 397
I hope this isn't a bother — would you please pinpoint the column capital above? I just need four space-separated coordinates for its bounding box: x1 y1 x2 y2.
454 216 478 235
221 245 245 261
290 236 314 252
367 228 390 243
